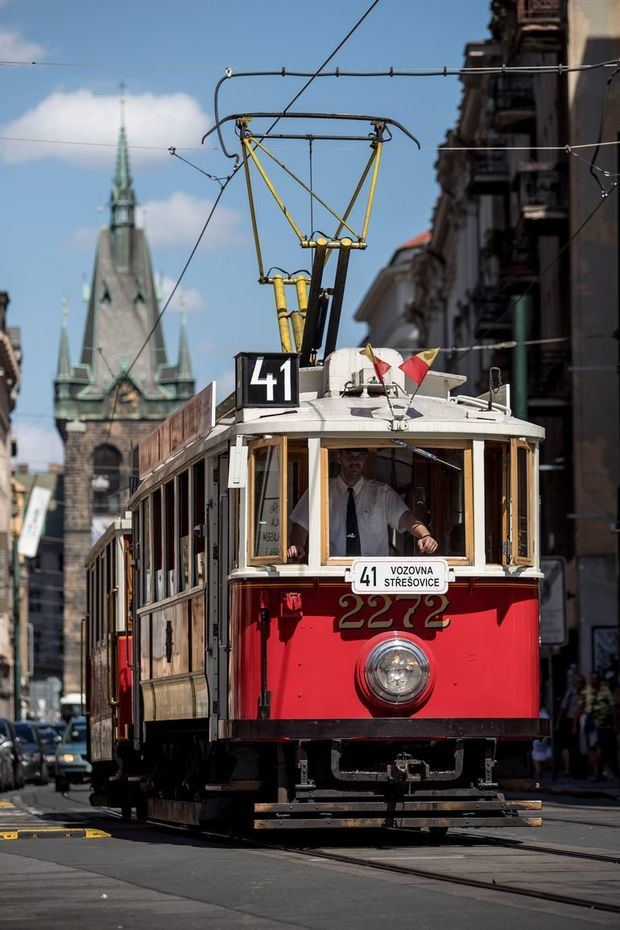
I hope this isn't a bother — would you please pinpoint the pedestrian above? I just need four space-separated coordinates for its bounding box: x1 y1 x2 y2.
556 671 585 777
579 671 616 782
531 708 552 779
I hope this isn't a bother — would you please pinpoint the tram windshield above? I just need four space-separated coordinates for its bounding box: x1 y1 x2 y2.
264 440 472 564
320 443 468 561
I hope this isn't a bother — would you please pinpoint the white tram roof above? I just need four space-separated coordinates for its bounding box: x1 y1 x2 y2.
135 348 543 491
85 513 132 567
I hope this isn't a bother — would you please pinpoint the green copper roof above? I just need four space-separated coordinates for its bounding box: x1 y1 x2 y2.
110 125 135 226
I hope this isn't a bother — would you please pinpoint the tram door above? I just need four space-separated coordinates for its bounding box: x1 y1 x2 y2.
207 453 230 736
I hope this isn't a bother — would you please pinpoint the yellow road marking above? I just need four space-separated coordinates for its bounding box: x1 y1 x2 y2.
0 827 111 840
0 801 14 808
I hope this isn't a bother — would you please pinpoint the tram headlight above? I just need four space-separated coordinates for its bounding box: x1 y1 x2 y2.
365 639 430 705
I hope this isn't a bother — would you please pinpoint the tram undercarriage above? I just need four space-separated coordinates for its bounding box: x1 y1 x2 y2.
93 723 541 831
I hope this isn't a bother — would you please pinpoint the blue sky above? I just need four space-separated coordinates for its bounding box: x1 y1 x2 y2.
1 0 492 468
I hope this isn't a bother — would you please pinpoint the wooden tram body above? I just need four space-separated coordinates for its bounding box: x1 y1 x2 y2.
87 348 547 830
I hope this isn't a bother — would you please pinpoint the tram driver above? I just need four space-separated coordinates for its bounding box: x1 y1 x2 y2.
287 447 438 561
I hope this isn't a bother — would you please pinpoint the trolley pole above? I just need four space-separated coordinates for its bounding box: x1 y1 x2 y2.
513 295 530 420
11 537 21 719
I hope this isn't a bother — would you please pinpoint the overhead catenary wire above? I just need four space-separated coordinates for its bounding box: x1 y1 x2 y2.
4 55 618 75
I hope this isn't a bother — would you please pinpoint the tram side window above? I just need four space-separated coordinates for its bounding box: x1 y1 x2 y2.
484 440 534 565
87 567 94 651
192 461 206 586
250 440 284 562
164 481 175 596
514 442 534 563
286 441 309 565
317 443 470 561
152 489 163 600
178 470 190 590
142 498 152 604
484 442 506 564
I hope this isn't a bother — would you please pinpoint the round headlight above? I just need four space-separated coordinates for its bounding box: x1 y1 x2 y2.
365 639 430 705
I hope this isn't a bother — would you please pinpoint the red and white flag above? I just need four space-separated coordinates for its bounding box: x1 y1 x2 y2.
399 348 440 397
360 344 391 385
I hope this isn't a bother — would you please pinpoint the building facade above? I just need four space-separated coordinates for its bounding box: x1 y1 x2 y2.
54 123 195 695
17 465 64 720
0 292 21 717
355 0 619 676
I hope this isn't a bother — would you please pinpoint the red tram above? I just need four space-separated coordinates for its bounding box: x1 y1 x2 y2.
86 348 546 831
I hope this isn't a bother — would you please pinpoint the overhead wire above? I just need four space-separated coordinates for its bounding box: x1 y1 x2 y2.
2 57 620 75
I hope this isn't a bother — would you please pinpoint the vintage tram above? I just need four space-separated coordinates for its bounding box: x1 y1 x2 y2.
86 346 546 831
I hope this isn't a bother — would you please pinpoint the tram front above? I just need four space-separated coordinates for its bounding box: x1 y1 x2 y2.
219 346 546 830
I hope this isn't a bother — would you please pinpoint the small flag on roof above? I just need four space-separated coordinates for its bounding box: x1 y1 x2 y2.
360 344 391 385
399 348 440 397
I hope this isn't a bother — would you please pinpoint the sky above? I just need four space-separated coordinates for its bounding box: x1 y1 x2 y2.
0 0 493 470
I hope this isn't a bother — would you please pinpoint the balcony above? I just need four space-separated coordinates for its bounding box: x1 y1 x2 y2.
517 0 565 51
516 163 567 229
482 229 538 292
528 344 571 402
491 75 536 131
468 150 511 195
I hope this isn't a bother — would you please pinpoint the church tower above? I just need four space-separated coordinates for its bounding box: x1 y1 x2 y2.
55 118 195 694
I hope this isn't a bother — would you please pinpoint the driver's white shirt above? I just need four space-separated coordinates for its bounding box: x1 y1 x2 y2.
289 475 409 557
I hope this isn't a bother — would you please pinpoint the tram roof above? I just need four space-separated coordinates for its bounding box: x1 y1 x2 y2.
134 348 544 495
85 514 132 567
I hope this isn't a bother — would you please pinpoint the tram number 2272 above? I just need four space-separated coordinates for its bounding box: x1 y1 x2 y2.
337 594 450 631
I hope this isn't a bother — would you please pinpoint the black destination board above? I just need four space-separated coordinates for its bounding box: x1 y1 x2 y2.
235 352 300 408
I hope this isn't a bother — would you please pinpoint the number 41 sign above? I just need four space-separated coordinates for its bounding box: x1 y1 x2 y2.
235 352 300 408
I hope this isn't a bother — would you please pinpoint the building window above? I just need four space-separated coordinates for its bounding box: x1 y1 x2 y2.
92 445 123 515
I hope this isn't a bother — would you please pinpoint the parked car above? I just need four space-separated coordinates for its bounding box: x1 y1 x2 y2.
34 722 65 777
0 733 15 790
0 718 24 788
55 716 91 792
14 722 48 785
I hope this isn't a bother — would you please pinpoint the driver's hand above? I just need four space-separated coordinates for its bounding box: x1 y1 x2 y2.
287 544 305 562
417 535 438 555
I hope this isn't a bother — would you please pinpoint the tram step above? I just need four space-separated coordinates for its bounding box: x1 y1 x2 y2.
253 814 542 830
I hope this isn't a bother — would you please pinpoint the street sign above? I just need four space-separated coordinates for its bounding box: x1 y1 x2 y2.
18 486 52 558
346 558 451 595
540 556 567 647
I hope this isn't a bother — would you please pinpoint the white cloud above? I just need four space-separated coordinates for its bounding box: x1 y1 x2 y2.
138 192 240 249
12 423 63 470
0 91 209 166
69 191 242 253
0 28 44 60
158 275 206 314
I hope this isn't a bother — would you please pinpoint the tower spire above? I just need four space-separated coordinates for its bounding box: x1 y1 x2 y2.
110 85 136 271
177 307 194 382
111 87 135 221
56 298 72 380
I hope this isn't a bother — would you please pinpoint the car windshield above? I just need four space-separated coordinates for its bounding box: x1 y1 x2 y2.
64 725 86 744
14 723 36 743
36 726 62 749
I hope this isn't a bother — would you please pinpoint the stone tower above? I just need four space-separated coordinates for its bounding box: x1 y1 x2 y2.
54 121 194 694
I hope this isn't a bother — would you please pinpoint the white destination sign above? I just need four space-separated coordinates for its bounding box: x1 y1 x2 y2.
347 558 451 595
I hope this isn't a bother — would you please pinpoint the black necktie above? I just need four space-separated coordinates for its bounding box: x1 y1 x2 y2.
346 487 360 556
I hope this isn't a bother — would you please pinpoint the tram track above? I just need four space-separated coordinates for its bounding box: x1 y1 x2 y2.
266 840 620 916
